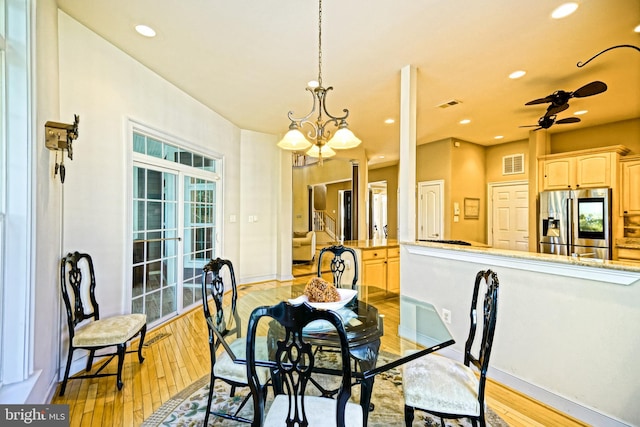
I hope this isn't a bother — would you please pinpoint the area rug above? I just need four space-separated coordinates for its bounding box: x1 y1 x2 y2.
142 352 508 427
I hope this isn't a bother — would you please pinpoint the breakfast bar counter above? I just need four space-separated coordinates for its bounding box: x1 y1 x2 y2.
399 240 640 427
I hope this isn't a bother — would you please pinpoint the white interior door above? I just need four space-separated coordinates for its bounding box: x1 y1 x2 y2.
418 180 444 240
490 183 529 251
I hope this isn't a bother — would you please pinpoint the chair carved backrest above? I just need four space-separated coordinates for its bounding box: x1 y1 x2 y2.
317 245 358 289
201 258 241 352
464 269 499 403
246 301 353 427
60 252 101 333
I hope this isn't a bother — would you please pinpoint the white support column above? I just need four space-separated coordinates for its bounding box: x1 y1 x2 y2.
398 65 417 242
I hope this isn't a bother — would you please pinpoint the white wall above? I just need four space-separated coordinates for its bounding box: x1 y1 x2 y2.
55 10 284 375
239 129 283 283
400 244 640 426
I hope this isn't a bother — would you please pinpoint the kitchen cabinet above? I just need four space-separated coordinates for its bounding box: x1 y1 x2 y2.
353 243 400 296
621 158 640 215
539 146 631 192
386 246 400 293
361 247 387 290
617 247 640 264
542 153 612 190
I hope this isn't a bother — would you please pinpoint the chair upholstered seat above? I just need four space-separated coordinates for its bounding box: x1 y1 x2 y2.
59 251 147 396
202 257 268 425
73 314 147 347
247 301 361 427
264 395 363 427
402 270 499 427
403 353 480 417
214 336 270 385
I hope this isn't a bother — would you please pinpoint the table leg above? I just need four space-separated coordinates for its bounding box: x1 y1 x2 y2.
349 339 381 427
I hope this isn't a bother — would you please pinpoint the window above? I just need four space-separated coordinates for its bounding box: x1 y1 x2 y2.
1 0 33 391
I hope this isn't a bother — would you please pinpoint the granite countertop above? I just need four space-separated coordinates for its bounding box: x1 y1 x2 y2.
341 239 399 250
403 239 640 273
616 238 640 249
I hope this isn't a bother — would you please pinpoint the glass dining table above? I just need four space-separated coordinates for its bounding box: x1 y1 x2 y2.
220 282 455 426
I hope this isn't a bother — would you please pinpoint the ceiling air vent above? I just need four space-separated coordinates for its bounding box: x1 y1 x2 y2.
503 154 524 175
436 99 462 109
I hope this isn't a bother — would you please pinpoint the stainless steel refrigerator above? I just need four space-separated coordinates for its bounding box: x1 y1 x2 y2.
538 188 612 260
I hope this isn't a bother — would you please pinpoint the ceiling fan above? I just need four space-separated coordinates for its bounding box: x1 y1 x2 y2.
520 114 581 131
524 80 607 116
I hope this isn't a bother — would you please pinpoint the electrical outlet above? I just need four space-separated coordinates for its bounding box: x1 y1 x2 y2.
442 308 451 324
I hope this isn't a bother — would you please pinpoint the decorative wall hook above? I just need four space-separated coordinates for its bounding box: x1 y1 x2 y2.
577 44 640 68
45 114 79 183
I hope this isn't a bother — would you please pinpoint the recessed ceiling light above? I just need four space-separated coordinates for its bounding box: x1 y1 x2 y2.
634 24 640 33
574 110 588 115
494 135 504 140
509 70 526 79
379 155 385 159
384 118 395 124
307 80 319 88
551 2 579 19
135 24 156 37
459 119 471 125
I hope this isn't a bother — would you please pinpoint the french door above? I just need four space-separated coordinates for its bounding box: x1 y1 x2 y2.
131 130 221 326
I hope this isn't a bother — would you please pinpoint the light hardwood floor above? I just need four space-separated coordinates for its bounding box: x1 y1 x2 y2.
52 279 590 427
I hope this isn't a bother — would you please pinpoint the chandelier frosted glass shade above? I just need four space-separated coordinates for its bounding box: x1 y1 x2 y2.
327 121 361 150
306 143 336 158
277 125 312 151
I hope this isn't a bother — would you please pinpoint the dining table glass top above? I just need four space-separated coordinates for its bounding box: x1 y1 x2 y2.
222 282 455 378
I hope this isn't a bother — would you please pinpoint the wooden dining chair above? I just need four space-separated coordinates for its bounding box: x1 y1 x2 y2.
201 258 270 425
59 252 147 396
402 269 500 427
317 245 358 289
246 301 364 427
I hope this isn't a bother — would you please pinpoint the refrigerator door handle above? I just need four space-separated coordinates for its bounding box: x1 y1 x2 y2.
566 196 573 255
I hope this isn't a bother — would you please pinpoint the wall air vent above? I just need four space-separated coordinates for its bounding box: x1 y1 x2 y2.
503 154 525 175
436 99 462 109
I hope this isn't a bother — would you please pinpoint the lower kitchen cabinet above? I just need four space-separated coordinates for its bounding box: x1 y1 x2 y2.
358 245 400 294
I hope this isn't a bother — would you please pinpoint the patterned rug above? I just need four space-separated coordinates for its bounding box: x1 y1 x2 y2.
142 352 509 427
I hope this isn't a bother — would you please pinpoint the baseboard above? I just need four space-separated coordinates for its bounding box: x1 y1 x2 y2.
435 346 631 427
0 370 41 404
238 273 278 284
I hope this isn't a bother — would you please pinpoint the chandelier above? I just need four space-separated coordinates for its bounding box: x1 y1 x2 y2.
277 0 361 165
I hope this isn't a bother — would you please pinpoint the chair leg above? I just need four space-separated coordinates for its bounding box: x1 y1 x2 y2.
86 349 96 371
116 343 125 390
59 347 75 396
137 324 147 363
404 405 414 427
204 375 215 426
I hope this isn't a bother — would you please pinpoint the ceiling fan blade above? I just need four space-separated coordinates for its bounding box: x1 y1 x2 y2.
525 96 554 105
545 103 569 116
519 124 540 128
555 117 581 124
572 81 607 98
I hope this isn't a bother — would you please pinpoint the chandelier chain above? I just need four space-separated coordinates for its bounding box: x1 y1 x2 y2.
318 0 323 86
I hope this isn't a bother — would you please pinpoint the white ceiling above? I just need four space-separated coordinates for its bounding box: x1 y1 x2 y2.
56 0 640 167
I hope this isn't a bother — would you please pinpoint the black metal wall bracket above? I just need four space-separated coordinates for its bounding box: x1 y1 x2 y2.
45 114 79 183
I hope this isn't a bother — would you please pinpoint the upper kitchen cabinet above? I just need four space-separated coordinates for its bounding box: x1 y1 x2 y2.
622 156 640 215
539 145 629 191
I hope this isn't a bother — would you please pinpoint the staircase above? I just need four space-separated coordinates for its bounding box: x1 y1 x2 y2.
313 210 337 242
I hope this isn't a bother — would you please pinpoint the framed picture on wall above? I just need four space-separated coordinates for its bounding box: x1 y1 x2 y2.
464 198 480 219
